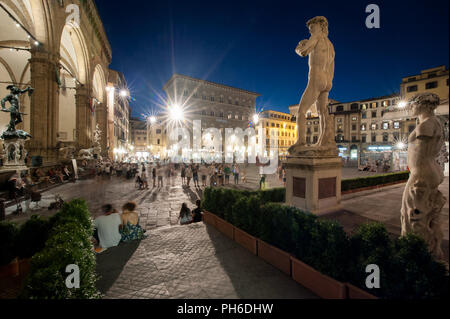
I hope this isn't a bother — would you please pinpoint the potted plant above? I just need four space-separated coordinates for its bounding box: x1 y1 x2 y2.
0 221 19 278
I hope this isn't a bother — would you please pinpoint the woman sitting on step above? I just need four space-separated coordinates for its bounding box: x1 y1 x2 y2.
120 201 146 243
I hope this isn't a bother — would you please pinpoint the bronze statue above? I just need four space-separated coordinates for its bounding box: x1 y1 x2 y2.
1 85 33 139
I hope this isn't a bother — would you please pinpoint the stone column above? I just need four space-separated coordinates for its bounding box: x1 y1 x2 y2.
75 86 92 149
95 102 108 156
28 50 59 163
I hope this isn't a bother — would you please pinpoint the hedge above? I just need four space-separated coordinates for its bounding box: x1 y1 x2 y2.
204 188 448 299
19 199 100 299
342 171 410 192
0 221 18 266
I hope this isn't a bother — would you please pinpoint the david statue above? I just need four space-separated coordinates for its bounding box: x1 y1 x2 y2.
401 93 447 260
289 16 336 156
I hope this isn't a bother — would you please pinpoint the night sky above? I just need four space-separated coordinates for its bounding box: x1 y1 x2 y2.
95 0 449 118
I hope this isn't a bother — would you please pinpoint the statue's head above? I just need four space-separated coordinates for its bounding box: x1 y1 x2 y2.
6 85 20 94
409 93 440 116
307 16 329 36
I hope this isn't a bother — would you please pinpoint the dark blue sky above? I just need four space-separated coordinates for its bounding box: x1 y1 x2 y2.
95 0 449 117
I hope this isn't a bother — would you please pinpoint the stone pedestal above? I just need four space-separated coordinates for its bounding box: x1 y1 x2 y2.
285 155 342 215
0 138 29 177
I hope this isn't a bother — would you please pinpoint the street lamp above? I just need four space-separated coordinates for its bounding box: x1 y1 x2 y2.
397 101 408 109
253 114 260 125
149 116 157 124
169 103 184 121
120 89 128 97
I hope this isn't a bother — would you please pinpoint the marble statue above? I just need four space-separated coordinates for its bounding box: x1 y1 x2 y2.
401 93 447 260
78 148 94 160
289 16 336 156
58 145 76 160
1 85 33 140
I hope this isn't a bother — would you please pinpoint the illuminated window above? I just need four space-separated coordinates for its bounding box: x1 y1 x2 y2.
394 122 400 129
383 122 389 130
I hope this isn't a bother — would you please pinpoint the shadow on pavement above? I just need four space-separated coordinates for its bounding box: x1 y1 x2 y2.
95 240 140 294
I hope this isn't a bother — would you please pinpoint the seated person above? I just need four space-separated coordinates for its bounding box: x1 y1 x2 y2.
35 168 52 184
178 203 192 225
93 204 122 252
120 202 146 243
191 199 203 223
7 174 24 200
63 165 72 180
54 168 64 183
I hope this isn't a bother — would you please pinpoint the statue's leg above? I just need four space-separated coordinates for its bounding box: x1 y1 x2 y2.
316 91 328 146
290 85 320 149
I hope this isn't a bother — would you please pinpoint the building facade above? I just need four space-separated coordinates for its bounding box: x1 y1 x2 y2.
130 117 148 161
0 0 128 165
162 74 259 160
259 110 297 158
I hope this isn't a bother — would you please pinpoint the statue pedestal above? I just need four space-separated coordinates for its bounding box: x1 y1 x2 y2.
285 155 342 215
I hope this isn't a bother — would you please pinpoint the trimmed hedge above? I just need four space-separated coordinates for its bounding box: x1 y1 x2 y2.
15 215 50 260
19 199 100 299
342 171 410 192
0 221 18 266
204 188 448 299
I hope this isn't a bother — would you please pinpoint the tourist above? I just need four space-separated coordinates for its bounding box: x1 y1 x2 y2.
185 165 193 187
192 165 199 188
181 165 186 185
93 204 122 252
157 163 164 187
224 164 231 185
178 203 192 225
200 164 208 187
233 164 240 185
140 169 148 189
217 165 224 186
241 168 247 184
120 202 146 243
191 199 203 223
152 165 157 187
282 168 286 187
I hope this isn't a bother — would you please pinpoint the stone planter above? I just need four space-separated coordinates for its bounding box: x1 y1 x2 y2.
202 211 216 227
257 240 291 276
290 257 346 299
215 216 234 240
18 258 32 278
234 227 257 255
0 258 19 279
346 283 378 299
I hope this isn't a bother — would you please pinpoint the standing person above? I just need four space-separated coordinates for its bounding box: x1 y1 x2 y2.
178 203 192 225
152 165 156 187
282 167 287 187
224 164 231 185
200 164 208 187
185 165 193 187
192 165 199 188
140 169 148 189
259 165 266 190
241 168 247 184
157 163 164 187
181 165 186 185
233 164 240 185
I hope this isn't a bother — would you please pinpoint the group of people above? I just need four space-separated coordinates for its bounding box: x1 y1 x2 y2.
359 160 391 173
93 201 147 252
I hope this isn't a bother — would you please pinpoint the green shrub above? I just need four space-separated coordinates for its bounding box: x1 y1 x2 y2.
0 221 18 266
257 188 285 204
342 171 410 192
15 215 50 260
348 223 394 296
20 200 100 299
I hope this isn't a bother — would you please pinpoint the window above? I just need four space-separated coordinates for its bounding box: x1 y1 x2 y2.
426 81 438 89
337 118 342 123
408 125 415 133
361 104 367 110
276 124 280 128
382 100 390 107
313 136 318 144
408 77 416 82
235 101 239 106
307 128 312 134
228 114 232 119
351 103 359 111
407 85 418 92
156 129 162 134
362 135 367 143
271 123 275 127
210 96 215 101
352 124 357 131
137 137 141 140
336 105 344 112
383 122 389 130
314 126 318 133
352 116 357 121
428 73 437 79
394 122 400 129
337 124 343 131
157 139 160 145
210 111 215 117
383 133 389 142
361 124 366 131
183 90 188 96
372 111 377 118
352 136 357 142
393 132 399 140
362 112 367 119
371 102 378 108
371 134 376 142
219 112 224 118
202 95 206 100
371 123 377 130
306 136 311 144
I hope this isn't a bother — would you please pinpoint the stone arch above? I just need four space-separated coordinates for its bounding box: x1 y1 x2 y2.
57 22 90 143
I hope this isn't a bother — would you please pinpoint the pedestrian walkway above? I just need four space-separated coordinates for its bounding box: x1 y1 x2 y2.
96 222 318 299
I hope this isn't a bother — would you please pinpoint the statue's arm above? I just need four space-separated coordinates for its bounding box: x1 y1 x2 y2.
295 35 318 57
1 95 11 109
20 87 34 95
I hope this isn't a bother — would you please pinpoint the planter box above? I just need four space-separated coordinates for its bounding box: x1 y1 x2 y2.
215 216 234 240
0 258 19 279
346 283 378 299
234 227 257 255
257 240 291 276
202 211 216 227
290 257 346 299
18 258 32 278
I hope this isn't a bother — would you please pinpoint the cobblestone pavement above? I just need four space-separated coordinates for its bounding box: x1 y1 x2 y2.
97 222 318 299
